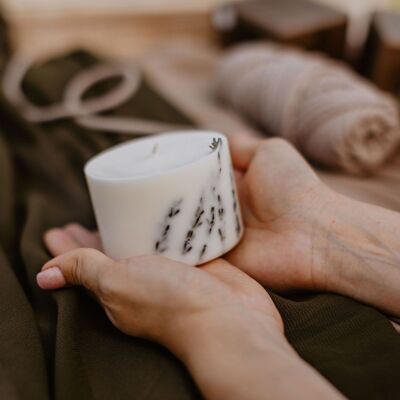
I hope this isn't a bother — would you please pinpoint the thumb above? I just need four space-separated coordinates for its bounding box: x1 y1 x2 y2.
37 248 115 293
229 134 262 171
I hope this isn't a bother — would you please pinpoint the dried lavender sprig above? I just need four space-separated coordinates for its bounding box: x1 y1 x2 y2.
155 199 183 253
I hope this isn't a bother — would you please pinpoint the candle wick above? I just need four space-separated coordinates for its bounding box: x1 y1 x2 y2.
151 143 159 156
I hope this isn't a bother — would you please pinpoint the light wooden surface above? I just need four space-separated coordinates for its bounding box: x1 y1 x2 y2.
3 0 229 59
2 0 230 18
7 12 217 60
3 0 398 18
5 0 399 60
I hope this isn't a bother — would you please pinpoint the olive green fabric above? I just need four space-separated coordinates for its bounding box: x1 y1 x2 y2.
1 47 400 400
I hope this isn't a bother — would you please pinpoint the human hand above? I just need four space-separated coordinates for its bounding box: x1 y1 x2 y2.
226 135 330 292
39 225 342 400
226 135 400 322
39 223 283 353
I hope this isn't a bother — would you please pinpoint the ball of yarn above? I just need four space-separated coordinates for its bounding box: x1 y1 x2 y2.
215 42 400 174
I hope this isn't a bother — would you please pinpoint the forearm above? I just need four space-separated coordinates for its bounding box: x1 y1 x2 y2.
321 192 400 317
174 310 343 400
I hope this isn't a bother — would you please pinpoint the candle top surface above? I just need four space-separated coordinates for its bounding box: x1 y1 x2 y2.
85 131 226 181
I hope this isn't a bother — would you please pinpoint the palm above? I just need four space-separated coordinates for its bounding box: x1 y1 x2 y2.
226 138 329 292
43 223 283 335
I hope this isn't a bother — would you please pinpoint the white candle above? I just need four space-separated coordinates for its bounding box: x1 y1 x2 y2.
84 131 243 265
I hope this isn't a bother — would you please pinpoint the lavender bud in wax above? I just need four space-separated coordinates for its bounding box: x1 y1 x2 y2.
84 131 243 265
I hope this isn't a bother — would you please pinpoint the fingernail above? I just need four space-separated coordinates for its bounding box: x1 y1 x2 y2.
37 267 66 290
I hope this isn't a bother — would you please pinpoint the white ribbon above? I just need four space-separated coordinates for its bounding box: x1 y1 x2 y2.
2 54 189 135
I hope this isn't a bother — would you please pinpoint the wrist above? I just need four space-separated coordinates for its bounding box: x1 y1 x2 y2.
168 308 342 400
170 307 292 365
315 192 400 316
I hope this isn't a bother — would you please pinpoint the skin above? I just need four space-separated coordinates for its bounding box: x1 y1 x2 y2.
38 231 342 400
37 135 400 399
226 135 400 320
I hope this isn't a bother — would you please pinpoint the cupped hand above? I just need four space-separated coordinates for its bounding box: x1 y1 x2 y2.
227 135 400 329
40 225 345 400
226 135 332 292
39 224 283 355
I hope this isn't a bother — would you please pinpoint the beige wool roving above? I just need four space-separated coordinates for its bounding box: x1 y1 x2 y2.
215 42 400 174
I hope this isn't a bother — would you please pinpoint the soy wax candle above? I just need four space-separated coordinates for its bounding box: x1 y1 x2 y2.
84 131 243 265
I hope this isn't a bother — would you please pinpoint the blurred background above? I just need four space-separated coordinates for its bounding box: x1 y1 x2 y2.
2 0 400 60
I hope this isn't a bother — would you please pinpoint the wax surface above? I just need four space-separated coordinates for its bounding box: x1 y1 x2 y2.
85 134 214 179
85 131 243 265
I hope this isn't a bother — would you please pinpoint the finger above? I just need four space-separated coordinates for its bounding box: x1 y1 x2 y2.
37 248 115 293
64 223 103 250
233 169 251 218
233 169 245 184
391 320 400 333
44 228 81 256
249 138 319 191
229 134 262 171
